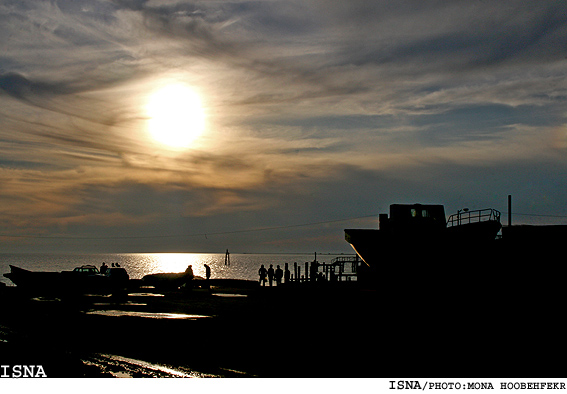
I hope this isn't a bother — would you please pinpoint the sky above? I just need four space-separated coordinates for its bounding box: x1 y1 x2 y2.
1 0 567 253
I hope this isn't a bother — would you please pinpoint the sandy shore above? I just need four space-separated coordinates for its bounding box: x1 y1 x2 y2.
0 281 380 377
2 274 565 378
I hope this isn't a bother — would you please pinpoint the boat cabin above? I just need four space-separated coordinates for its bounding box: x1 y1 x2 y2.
379 204 446 232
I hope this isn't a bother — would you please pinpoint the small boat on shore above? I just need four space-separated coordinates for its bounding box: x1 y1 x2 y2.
142 265 195 289
4 264 129 294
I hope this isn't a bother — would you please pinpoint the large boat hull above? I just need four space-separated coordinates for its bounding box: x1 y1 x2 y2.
345 219 502 267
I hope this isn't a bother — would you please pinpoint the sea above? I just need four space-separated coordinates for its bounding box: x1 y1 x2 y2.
0 252 352 286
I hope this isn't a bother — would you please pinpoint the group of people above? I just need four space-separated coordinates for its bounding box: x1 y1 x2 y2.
99 262 120 274
184 264 213 281
258 264 287 286
183 264 213 281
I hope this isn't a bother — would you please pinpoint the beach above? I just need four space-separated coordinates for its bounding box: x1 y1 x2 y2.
0 280 379 378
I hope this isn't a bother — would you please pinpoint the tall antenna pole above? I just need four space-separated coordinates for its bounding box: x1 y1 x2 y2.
507 195 512 227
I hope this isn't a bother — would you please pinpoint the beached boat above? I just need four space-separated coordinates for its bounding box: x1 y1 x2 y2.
3 264 129 293
344 203 502 267
142 265 195 289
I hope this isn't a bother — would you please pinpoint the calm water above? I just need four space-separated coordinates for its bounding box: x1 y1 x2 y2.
0 252 351 286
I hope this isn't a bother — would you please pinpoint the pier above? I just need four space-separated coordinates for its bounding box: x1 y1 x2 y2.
288 254 360 284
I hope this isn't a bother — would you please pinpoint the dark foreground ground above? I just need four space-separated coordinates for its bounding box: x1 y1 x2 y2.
0 281 381 377
0 272 565 378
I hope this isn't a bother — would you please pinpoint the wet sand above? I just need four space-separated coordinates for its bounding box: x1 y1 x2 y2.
2 274 565 378
0 282 380 377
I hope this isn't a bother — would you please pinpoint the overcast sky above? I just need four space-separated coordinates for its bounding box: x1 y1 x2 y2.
1 0 567 253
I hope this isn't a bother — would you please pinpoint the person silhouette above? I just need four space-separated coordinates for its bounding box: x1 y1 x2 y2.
185 265 194 280
284 263 291 283
267 264 275 286
204 264 211 280
183 265 194 290
275 265 283 286
100 262 108 275
258 265 267 286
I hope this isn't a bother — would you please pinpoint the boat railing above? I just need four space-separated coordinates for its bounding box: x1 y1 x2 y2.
446 208 501 227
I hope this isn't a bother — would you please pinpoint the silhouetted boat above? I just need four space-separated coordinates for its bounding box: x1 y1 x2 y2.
345 203 502 268
4 264 129 293
142 265 195 289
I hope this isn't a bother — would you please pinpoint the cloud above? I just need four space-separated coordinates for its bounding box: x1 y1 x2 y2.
1 0 567 252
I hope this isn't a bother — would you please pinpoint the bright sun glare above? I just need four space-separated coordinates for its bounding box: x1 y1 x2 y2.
146 84 206 148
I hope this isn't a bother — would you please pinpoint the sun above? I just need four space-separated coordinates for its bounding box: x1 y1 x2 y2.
146 84 206 148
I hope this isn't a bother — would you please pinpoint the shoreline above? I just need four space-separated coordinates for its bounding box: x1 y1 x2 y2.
0 283 377 378
3 268 566 378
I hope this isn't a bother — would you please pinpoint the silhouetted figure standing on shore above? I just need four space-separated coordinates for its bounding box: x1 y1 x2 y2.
267 264 275 286
184 265 194 290
100 262 108 275
204 264 211 280
275 265 283 286
284 263 290 283
258 265 267 286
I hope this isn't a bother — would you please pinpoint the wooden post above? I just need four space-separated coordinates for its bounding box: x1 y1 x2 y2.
305 262 309 281
294 262 298 282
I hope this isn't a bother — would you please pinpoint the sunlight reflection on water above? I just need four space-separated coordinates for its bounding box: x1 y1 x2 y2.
87 353 218 378
115 253 222 280
120 253 337 281
85 310 211 319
